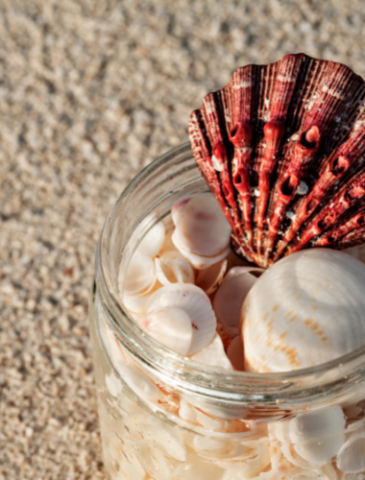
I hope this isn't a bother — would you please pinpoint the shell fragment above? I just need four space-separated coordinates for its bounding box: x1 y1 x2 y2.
121 253 156 296
213 266 262 337
136 221 165 258
155 253 194 285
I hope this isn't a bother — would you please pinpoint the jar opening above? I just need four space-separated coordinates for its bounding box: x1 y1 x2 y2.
97 142 365 410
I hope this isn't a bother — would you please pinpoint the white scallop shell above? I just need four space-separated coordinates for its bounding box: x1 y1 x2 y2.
336 431 365 474
195 259 228 295
137 307 193 355
242 249 365 372
121 253 156 296
146 284 216 354
289 406 346 466
213 266 263 337
189 333 233 370
171 193 232 257
155 253 194 285
226 336 245 371
136 221 165 257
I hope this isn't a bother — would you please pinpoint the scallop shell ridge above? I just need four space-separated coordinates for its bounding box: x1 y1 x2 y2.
189 53 365 267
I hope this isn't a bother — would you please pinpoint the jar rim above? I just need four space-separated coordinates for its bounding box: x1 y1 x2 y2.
97 142 365 409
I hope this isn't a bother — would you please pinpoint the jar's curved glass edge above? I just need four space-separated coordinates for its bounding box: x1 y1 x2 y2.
95 142 365 405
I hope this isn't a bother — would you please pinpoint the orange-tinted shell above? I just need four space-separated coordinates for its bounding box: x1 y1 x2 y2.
189 53 365 267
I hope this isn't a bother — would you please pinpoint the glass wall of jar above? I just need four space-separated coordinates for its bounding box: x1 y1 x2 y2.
89 143 365 480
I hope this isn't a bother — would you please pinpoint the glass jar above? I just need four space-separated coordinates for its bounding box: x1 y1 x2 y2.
89 142 365 480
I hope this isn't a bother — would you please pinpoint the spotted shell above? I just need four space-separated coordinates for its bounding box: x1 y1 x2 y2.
189 53 365 267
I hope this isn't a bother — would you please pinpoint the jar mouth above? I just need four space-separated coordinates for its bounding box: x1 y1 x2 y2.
97 142 365 408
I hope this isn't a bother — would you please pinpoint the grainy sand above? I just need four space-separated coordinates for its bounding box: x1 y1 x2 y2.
1 1 364 478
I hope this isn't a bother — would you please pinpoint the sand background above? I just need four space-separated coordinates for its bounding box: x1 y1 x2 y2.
1 0 365 478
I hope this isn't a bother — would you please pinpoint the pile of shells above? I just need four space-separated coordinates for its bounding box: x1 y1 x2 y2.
118 192 258 368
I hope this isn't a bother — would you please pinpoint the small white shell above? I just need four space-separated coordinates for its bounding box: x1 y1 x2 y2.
121 253 156 296
119 447 146 480
172 228 230 269
345 416 365 434
136 221 165 257
173 448 225 480
213 266 263 337
343 404 364 421
171 194 232 257
357 244 365 264
195 409 227 431
155 252 194 285
341 474 365 480
193 435 225 452
140 417 186 462
122 292 150 315
282 467 338 480
189 397 248 421
289 406 346 465
336 431 365 474
195 259 228 295
146 284 216 354
137 441 172 480
226 336 245 371
189 333 233 370
178 399 197 423
194 438 252 461
242 249 365 372
122 281 161 315
219 437 271 478
102 321 162 403
137 306 193 355
115 360 163 403
105 371 122 398
346 246 360 261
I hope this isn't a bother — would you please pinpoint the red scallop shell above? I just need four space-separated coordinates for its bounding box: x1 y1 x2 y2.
189 53 365 267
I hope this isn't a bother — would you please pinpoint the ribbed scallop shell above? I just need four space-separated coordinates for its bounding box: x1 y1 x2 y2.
189 53 365 267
